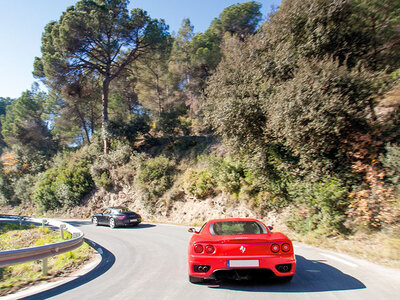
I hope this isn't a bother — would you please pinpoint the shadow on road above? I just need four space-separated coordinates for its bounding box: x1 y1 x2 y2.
65 220 156 229
117 223 157 229
20 239 115 300
208 255 366 293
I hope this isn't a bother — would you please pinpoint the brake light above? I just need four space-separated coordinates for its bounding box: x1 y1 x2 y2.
281 243 290 252
271 243 280 253
116 216 127 220
205 245 215 254
194 244 204 253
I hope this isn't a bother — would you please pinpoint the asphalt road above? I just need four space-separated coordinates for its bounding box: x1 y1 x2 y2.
16 220 400 300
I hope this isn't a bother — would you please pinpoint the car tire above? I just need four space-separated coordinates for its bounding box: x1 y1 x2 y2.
92 217 98 226
189 275 204 284
109 218 116 229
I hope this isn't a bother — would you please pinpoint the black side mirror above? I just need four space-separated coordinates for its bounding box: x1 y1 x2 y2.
188 227 198 233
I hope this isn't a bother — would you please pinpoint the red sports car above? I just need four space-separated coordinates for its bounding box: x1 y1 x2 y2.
188 218 296 283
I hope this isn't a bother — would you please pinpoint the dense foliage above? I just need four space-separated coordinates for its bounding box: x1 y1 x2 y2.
33 154 94 210
1 0 399 234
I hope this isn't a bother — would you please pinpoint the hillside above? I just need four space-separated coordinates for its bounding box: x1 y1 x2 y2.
1 0 400 267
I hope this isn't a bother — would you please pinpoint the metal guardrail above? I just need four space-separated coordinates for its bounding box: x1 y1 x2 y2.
0 214 84 268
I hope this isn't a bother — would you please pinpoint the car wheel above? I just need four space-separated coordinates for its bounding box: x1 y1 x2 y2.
189 275 204 284
92 217 98 226
109 218 116 229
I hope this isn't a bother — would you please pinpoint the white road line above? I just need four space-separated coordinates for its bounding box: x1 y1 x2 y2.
320 252 358 268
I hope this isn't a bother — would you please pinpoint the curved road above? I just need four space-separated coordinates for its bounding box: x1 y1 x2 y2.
15 220 400 300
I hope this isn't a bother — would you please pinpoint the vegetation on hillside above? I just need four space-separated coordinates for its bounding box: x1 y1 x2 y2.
1 0 399 239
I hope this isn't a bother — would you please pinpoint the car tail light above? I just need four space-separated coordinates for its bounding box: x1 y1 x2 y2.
271 243 280 253
194 244 204 253
281 243 290 252
205 245 215 254
117 216 127 220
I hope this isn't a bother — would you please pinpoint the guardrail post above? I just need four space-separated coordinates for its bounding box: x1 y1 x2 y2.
60 224 66 240
42 258 48 276
42 219 47 231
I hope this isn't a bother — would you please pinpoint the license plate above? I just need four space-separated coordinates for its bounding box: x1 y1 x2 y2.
227 260 259 267
130 219 138 222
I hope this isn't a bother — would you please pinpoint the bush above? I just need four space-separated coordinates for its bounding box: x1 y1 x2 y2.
90 142 133 190
93 171 113 191
286 177 349 234
33 168 60 210
182 168 217 198
180 154 290 210
181 155 244 199
0 167 13 205
136 156 175 211
210 157 244 196
33 156 94 210
13 174 35 204
382 144 400 186
55 160 94 206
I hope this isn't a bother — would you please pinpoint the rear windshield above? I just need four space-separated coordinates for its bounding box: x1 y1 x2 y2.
210 221 266 235
113 207 132 213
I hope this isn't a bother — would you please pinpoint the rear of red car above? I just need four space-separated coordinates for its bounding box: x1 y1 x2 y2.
188 219 296 282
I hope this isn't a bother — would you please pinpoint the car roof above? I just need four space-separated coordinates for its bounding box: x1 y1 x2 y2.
207 218 262 223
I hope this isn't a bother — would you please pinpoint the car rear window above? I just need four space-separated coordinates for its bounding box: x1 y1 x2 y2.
210 221 266 235
113 207 132 213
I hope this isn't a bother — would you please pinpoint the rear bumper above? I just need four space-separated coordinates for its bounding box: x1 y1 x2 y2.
116 218 142 226
188 254 296 279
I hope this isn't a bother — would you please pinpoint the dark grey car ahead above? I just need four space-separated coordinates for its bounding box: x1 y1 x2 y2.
92 207 142 228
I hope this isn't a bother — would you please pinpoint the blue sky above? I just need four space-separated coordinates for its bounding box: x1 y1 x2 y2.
0 0 280 99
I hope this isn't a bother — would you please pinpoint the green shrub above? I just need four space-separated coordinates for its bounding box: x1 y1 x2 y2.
182 169 217 198
382 143 400 186
180 154 289 208
181 155 243 199
286 177 349 234
56 160 94 206
33 156 94 210
33 168 60 210
0 171 13 205
210 157 244 196
136 156 175 211
93 171 113 191
13 174 35 204
90 142 134 190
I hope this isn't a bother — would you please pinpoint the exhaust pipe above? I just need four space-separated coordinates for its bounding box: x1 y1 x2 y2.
194 265 210 273
276 264 291 273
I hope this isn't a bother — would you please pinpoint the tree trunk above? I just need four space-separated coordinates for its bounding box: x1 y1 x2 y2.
102 77 110 154
155 74 163 117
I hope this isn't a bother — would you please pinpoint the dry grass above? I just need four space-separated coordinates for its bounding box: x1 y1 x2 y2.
291 226 400 268
0 222 94 296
